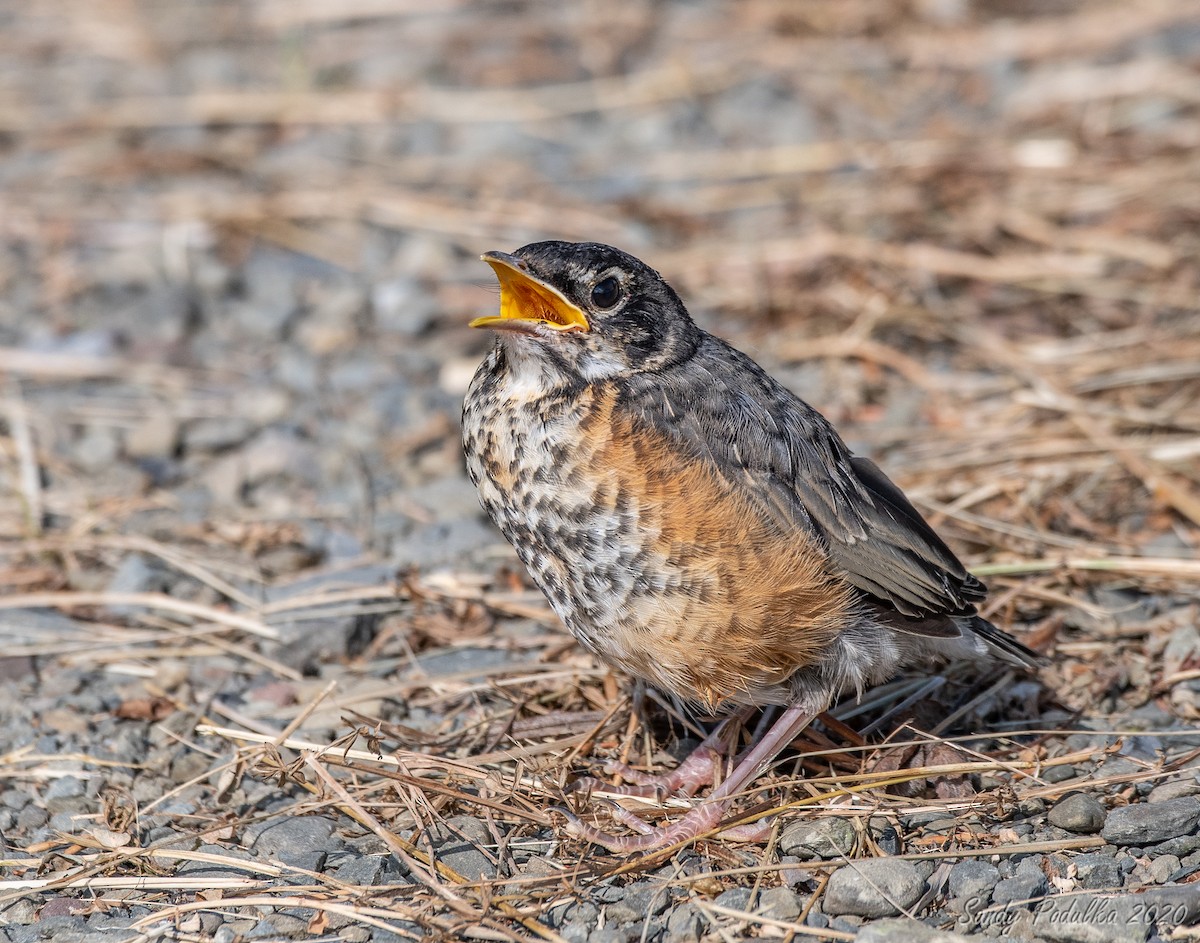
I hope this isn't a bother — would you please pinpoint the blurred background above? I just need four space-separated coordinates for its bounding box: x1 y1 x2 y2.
1 0 1199 933
2 0 1199 683
4 0 1199 559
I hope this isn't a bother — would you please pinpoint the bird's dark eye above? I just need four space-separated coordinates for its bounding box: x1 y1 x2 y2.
590 276 621 309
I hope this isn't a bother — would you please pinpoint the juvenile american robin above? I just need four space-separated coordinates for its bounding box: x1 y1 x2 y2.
462 241 1040 851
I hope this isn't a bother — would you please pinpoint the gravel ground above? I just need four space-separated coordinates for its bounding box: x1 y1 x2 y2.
2 2 1200 941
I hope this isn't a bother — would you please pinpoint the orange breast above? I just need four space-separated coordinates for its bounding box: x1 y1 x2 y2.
574 388 855 707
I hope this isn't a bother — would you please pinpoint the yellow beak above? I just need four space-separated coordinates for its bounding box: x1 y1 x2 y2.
470 252 590 333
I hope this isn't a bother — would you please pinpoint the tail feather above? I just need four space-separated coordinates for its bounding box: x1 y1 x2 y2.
966 615 1045 669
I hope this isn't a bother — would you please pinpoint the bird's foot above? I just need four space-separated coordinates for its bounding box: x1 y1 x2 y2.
556 705 818 853
568 744 725 800
558 799 775 851
558 798 728 852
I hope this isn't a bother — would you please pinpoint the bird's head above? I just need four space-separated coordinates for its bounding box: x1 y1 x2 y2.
471 241 699 381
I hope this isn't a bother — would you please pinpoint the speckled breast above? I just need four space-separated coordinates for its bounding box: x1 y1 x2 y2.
462 351 639 658
461 346 853 707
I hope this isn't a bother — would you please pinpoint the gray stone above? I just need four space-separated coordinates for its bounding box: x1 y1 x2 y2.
1151 834 1200 857
991 861 1049 906
331 856 385 886
1147 778 1200 803
1018 797 1047 817
947 859 999 901
199 429 316 504
44 775 85 803
545 899 598 933
664 902 704 942
411 646 518 680
757 886 801 921
1 788 31 810
558 926 589 943
1044 764 1078 784
215 923 247 943
1098 758 1143 778
435 815 497 880
251 815 342 858
1149 854 1180 883
15 805 47 830
712 887 752 911
50 810 87 832
266 562 395 606
824 859 925 918
857 919 975 943
168 750 212 785
248 915 308 937
1073 853 1122 889
389 515 500 569
1139 884 1200 927
870 818 902 855
276 850 327 872
12 915 88 943
602 881 670 924
1048 793 1107 834
1101 796 1200 845
0 900 37 925
779 817 856 859
778 854 814 886
1163 625 1200 677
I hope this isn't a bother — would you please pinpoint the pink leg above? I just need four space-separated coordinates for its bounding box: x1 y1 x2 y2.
560 705 816 852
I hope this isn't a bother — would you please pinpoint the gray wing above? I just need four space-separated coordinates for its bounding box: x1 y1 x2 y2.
620 337 985 621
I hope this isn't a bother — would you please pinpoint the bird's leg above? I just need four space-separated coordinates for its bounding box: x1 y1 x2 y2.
570 706 753 800
561 705 816 852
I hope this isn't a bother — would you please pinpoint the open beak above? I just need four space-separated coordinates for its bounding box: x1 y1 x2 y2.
470 251 590 334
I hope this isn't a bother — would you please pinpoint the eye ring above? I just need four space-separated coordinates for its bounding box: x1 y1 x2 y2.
590 276 621 310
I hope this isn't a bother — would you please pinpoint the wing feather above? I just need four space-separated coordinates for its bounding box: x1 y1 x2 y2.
619 336 984 620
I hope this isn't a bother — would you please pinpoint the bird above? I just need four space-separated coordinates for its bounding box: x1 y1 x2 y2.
461 240 1040 852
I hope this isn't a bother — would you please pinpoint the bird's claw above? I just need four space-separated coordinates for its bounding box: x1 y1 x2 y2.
555 798 729 852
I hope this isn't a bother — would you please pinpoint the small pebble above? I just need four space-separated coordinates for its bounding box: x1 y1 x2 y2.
602 881 669 924
251 815 342 858
779 817 856 859
665 902 704 942
1149 854 1180 883
1073 853 1122 889
1101 796 1200 845
433 815 498 881
1047 793 1107 834
991 858 1048 906
712 886 752 911
757 886 801 921
1043 764 1077 784
947 860 999 901
824 859 925 918
1148 778 1200 803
